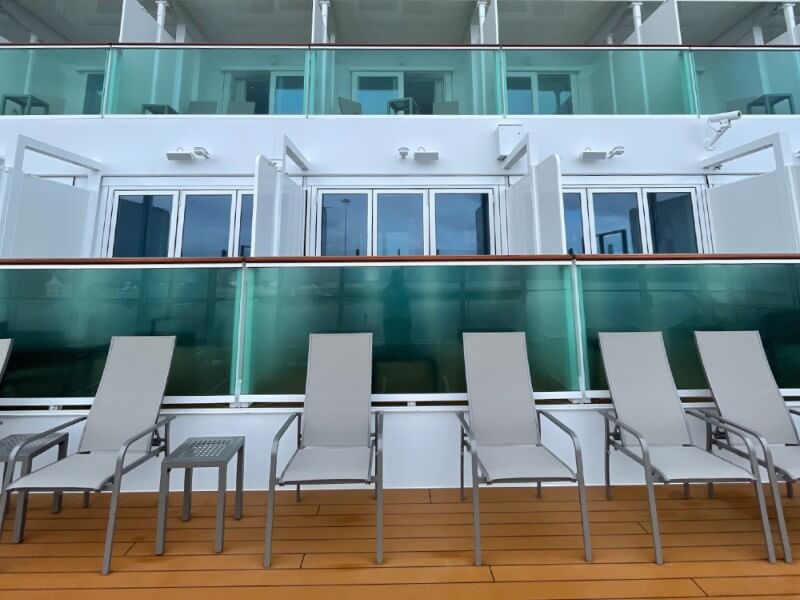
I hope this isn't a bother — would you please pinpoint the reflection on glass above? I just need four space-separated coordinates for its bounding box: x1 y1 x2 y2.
356 75 400 114
377 193 424 256
563 193 585 254
434 193 490 255
320 193 369 256
238 194 253 257
404 72 446 114
181 194 232 257
538 73 573 114
592 192 642 254
647 191 698 254
113 194 173 257
273 75 304 114
507 76 534 114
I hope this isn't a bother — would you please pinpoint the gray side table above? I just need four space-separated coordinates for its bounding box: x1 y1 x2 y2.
156 436 245 554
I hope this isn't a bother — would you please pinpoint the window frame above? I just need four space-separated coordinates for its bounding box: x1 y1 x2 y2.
430 188 496 256
175 191 237 258
106 189 179 258
314 188 374 257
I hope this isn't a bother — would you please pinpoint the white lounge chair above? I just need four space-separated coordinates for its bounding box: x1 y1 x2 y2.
0 336 176 575
599 331 778 564
264 333 382 567
458 332 592 566
695 330 797 563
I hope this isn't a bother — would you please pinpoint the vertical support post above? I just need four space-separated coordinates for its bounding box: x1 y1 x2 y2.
569 258 588 403
631 1 643 44
783 3 798 44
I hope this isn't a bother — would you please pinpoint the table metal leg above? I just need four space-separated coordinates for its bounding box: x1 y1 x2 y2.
182 468 193 521
12 458 32 543
215 466 226 553
52 439 68 513
155 466 170 555
235 445 244 520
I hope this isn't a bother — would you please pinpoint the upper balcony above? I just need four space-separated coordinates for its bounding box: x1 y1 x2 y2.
2 44 800 117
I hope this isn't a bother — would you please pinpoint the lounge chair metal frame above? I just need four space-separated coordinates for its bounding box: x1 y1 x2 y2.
0 415 174 575
264 411 383 567
458 410 592 566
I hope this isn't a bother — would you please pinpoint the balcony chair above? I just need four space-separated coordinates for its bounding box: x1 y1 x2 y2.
694 330 797 563
0 336 176 575
457 332 592 566
264 333 382 567
599 331 778 564
226 100 256 114
338 97 363 115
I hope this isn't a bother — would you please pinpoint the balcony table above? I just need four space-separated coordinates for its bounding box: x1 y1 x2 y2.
388 97 419 115
1 94 50 115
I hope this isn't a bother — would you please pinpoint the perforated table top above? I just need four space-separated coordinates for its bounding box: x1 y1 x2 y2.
163 436 245 468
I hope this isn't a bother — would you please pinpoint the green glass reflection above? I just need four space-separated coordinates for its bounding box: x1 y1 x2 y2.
106 48 307 115
580 264 800 390
309 48 502 115
0 268 240 397
694 50 800 115
0 48 109 116
503 49 695 115
243 265 577 394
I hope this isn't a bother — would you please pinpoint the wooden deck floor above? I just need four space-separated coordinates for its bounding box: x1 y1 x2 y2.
1 484 800 599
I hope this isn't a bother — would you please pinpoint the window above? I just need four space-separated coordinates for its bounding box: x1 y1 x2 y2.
109 190 253 258
83 72 105 115
562 192 585 254
353 72 450 115
111 193 174 257
646 191 698 253
355 74 401 114
591 191 643 254
272 74 304 115
316 189 493 257
506 73 575 115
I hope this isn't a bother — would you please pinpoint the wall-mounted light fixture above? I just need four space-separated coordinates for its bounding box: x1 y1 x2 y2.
413 146 439 162
398 146 410 159
580 146 624 160
166 146 211 161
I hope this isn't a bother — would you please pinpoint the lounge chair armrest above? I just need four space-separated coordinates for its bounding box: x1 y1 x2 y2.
271 413 300 461
373 411 384 458
686 409 765 465
114 415 176 475
6 416 87 482
455 411 478 454
539 411 582 452
598 408 655 469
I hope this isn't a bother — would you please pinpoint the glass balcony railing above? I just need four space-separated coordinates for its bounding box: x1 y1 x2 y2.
504 49 696 115
0 47 109 115
308 48 503 115
105 47 308 115
2 46 800 117
1 259 799 403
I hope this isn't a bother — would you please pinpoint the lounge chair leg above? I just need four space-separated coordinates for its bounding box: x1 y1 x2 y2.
234 445 244 521
576 473 592 562
103 480 122 576
215 466 226 553
83 491 90 508
13 458 32 543
707 483 715 499
643 467 663 564
536 482 542 499
459 432 465 501
295 484 301 503
0 488 10 540
683 482 690 499
470 453 481 566
765 464 792 563
376 448 383 565
787 480 794 499
52 439 67 513
751 480 776 564
264 459 277 568
155 466 170 555
182 468 193 521
603 419 612 501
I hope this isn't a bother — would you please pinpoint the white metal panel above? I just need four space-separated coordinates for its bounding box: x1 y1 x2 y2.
482 0 500 45
707 169 800 253
277 174 306 256
506 172 536 254
1 173 92 257
624 0 682 44
251 155 280 257
534 154 565 254
119 0 175 43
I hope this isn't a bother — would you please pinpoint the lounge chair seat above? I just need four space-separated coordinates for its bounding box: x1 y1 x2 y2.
478 444 574 482
280 446 371 483
628 445 755 482
8 451 149 491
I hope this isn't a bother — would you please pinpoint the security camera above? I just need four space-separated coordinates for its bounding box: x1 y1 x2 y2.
707 111 741 124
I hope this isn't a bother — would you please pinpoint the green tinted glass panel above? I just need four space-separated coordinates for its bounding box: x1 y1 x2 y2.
695 50 800 115
0 48 109 116
106 48 307 115
243 265 577 394
309 48 502 115
504 49 695 115
580 264 800 390
0 268 240 397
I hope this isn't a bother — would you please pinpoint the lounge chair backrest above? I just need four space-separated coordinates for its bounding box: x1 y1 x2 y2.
79 336 176 453
302 333 372 448
599 332 691 446
0 339 12 381
463 332 539 446
695 331 799 444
